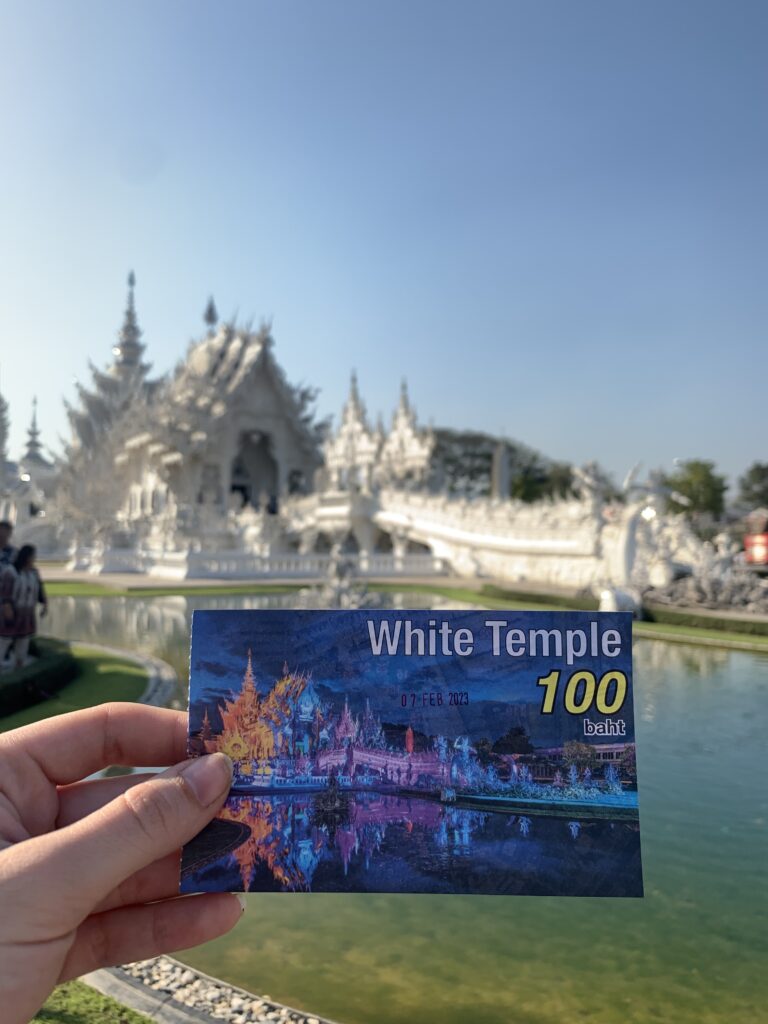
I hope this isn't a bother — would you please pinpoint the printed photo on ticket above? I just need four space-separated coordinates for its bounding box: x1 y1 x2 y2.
181 609 642 896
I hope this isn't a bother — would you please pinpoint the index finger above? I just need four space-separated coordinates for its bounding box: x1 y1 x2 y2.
1 703 189 784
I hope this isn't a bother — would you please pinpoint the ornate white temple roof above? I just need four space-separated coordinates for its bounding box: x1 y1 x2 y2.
323 372 380 485
172 323 273 405
64 272 161 453
148 320 321 462
323 375 433 490
377 379 434 484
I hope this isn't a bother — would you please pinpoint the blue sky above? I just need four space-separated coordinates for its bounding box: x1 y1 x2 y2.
0 1 765 486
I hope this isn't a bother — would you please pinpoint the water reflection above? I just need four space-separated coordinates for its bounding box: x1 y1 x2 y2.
633 638 732 725
180 791 642 897
634 636 729 676
41 591 438 689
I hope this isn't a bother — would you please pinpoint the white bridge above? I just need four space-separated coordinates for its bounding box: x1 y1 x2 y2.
64 483 695 596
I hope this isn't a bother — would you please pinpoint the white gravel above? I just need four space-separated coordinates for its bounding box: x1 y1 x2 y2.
120 956 333 1024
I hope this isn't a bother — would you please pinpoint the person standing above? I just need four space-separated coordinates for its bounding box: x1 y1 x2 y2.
0 522 17 665
0 542 17 667
0 520 15 566
0 544 47 669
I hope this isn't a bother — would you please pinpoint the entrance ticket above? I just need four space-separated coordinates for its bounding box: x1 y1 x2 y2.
181 609 642 896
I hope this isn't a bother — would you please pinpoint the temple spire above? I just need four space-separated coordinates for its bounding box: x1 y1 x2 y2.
200 707 212 743
398 377 412 416
242 647 256 696
349 371 361 409
204 296 218 333
114 270 144 368
344 370 369 425
25 396 43 460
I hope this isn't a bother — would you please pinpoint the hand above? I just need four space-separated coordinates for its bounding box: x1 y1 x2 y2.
40 602 48 619
0 703 242 1024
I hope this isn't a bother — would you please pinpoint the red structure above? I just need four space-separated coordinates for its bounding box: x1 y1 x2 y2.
744 509 768 568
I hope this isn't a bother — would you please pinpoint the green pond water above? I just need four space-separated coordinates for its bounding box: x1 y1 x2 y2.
43 595 768 1024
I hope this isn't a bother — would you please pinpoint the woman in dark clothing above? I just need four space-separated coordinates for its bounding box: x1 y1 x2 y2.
0 544 47 669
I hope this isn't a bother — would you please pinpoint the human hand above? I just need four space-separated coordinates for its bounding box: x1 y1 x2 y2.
40 603 48 619
0 703 242 1024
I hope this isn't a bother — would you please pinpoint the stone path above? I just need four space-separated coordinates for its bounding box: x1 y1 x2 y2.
84 956 340 1024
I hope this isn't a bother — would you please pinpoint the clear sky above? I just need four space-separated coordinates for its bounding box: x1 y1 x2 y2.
0 0 765 488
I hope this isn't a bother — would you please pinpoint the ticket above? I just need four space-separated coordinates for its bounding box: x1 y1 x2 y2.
181 609 642 896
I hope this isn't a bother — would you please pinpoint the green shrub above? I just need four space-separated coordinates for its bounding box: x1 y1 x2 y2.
479 584 600 611
642 603 768 638
0 638 80 718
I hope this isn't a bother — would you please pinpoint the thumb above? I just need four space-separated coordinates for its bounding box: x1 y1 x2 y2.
24 754 233 920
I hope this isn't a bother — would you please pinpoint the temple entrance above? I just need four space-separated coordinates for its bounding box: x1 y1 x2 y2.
373 529 393 553
230 431 278 511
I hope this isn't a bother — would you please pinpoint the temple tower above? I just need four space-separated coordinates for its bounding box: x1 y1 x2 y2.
24 397 43 462
18 397 56 500
203 296 219 335
376 378 434 487
113 271 145 369
64 271 157 453
323 372 379 493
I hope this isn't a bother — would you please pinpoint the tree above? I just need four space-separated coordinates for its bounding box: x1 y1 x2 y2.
562 740 597 773
738 463 768 510
663 459 727 518
619 744 637 782
510 457 574 503
492 725 534 755
543 461 577 500
475 737 494 766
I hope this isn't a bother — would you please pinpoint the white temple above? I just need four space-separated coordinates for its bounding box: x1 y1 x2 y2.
0 274 709 603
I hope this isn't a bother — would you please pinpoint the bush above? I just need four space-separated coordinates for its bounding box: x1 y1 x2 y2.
642 603 768 638
0 638 80 718
480 584 599 611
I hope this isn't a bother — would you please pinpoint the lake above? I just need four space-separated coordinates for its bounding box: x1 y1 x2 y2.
42 593 768 1024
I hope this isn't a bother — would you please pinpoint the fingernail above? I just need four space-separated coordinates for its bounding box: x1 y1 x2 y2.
235 893 247 913
181 753 233 806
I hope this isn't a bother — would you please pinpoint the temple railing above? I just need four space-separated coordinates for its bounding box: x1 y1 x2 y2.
142 550 445 580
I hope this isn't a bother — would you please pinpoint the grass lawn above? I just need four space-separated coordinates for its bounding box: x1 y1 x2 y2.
41 580 568 605
127 583 302 597
43 580 303 598
371 580 554 608
0 645 148 732
32 980 150 1023
42 581 134 597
